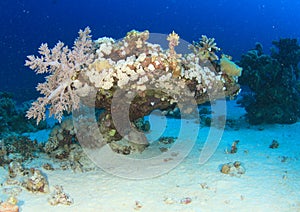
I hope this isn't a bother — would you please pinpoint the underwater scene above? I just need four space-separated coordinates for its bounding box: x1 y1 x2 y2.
1 0 300 211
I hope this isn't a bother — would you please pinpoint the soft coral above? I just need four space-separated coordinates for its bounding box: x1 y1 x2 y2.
25 27 94 124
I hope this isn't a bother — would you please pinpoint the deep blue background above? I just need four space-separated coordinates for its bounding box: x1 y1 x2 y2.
1 0 300 102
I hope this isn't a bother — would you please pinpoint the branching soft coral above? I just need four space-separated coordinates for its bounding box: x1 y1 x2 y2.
25 27 94 124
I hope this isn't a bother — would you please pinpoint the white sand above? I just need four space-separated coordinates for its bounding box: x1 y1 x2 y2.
1 100 300 211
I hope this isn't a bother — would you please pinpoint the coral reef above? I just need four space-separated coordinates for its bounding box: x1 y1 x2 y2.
0 136 42 167
4 163 51 197
44 117 76 154
238 39 300 124
26 27 241 152
48 185 73 206
4 136 41 161
41 119 97 172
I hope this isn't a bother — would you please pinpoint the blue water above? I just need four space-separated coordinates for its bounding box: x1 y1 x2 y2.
1 0 300 101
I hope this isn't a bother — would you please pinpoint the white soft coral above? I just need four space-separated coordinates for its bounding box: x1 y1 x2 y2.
25 27 94 124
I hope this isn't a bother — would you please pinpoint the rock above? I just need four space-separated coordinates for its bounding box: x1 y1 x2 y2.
158 136 176 144
220 161 246 177
163 197 176 204
180 197 192 204
269 140 279 149
22 168 49 193
125 130 149 152
42 163 54 171
221 163 231 174
8 162 24 178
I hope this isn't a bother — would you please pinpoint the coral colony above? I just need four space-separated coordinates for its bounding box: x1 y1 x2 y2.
25 27 242 152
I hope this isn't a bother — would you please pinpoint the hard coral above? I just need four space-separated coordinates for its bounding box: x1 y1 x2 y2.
190 35 220 62
167 31 181 77
167 31 180 56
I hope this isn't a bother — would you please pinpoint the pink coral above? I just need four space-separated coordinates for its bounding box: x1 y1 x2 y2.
25 27 94 124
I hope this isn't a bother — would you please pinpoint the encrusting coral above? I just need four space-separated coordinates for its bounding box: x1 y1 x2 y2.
25 27 241 152
220 55 242 77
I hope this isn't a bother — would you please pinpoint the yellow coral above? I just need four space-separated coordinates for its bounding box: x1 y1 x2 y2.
190 35 220 62
126 30 139 38
167 31 180 47
89 60 112 72
126 30 149 41
7 196 18 205
220 55 242 76
198 50 213 61
167 31 181 77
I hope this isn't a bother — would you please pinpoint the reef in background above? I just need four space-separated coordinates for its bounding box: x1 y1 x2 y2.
0 92 47 139
238 38 300 124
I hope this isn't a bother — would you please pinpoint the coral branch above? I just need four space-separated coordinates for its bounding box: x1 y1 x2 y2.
25 27 94 124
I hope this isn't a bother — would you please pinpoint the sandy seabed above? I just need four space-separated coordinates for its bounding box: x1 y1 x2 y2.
1 100 300 212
